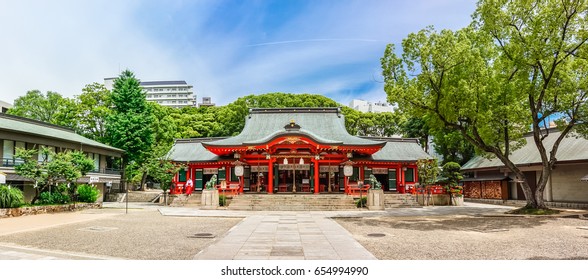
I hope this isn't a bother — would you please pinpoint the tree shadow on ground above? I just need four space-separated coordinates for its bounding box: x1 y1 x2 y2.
334 216 553 232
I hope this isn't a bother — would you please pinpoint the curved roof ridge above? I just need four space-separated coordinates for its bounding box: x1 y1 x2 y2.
205 107 383 147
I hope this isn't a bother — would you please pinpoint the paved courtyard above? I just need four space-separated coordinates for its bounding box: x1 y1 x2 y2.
0 202 587 260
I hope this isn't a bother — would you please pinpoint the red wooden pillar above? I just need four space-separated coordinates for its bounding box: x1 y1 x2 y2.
413 165 418 184
359 165 364 182
400 166 406 193
268 159 274 194
239 176 244 193
313 159 319 194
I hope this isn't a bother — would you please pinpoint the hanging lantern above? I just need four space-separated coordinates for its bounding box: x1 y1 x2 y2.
299 158 304 165
283 158 288 165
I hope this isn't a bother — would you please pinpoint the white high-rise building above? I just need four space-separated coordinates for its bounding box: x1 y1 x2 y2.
0 100 12 113
104 78 196 109
349 99 393 113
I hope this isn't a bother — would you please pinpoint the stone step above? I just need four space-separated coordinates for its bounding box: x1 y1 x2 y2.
227 194 357 211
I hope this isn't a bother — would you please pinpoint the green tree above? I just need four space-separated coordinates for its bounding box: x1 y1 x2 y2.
400 117 430 152
431 129 476 165
106 70 155 190
8 90 78 128
14 147 94 204
416 158 439 187
441 162 463 205
76 83 113 143
381 0 588 209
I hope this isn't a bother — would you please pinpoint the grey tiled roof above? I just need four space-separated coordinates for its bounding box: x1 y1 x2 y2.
204 108 384 147
0 114 123 153
166 138 225 162
370 139 432 162
461 129 588 171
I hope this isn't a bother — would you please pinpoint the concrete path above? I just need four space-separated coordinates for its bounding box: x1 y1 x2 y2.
159 208 377 260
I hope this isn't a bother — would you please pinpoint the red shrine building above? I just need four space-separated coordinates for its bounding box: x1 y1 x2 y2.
167 108 430 194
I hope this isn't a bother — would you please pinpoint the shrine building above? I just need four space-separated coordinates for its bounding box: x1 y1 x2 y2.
166 108 430 194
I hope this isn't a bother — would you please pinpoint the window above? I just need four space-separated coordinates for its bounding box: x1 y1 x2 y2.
3 140 14 161
38 145 55 162
1 140 23 165
87 153 100 171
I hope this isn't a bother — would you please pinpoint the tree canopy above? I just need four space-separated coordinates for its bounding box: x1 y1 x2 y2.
382 0 588 209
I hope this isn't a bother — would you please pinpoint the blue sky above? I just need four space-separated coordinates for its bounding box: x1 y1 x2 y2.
0 0 476 106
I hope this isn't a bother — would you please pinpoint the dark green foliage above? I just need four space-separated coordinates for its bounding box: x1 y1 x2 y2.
106 70 154 165
441 162 463 188
356 197 367 208
0 185 25 208
76 184 100 203
37 190 71 205
219 195 227 206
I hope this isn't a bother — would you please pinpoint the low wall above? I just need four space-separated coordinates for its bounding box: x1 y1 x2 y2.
464 198 588 210
416 194 464 206
0 203 102 218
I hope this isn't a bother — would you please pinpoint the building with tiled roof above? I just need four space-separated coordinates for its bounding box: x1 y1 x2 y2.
0 113 124 202
166 108 430 194
461 128 588 205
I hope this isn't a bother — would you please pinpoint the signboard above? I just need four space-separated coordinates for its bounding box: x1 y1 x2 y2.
234 165 244 177
203 168 218 175
343 165 353 177
372 168 388 175
0 172 6 184
251 166 269 172
319 166 339 173
89 176 99 184
278 164 310 171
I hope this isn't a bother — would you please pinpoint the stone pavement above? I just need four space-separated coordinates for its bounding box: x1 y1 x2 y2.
0 202 519 260
0 210 122 260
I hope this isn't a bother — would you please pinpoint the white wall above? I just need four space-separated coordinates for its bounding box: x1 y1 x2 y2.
551 163 588 203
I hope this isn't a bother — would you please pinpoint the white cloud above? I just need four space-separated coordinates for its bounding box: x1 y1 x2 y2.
0 0 475 107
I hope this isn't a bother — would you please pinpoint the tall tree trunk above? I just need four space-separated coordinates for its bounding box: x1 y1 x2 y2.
140 171 148 191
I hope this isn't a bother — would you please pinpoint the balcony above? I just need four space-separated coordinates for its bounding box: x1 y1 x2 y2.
90 168 123 175
1 158 24 167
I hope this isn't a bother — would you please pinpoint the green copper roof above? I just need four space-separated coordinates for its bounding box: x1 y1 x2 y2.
0 113 123 153
205 108 384 147
369 138 432 161
166 138 224 162
461 129 588 171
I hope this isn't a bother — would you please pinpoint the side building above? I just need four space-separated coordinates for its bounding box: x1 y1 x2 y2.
104 78 195 108
166 108 430 194
0 113 124 202
461 128 588 208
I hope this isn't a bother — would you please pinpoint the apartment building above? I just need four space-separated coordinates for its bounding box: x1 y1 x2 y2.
349 99 394 113
105 78 195 108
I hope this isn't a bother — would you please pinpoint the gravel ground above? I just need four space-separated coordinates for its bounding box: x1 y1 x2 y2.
1 209 242 260
335 215 588 260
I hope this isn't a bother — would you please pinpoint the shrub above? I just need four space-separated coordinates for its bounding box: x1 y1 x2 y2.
37 191 71 205
219 194 228 206
356 197 367 208
0 185 25 208
77 184 100 203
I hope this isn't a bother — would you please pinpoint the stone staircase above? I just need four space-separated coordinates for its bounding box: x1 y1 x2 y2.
384 193 421 208
169 194 202 207
227 194 358 211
